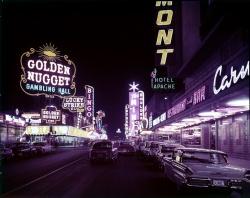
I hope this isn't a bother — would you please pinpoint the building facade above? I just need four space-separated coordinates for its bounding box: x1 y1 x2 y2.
147 1 250 159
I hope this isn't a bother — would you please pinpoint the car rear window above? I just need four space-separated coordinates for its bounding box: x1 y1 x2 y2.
33 142 46 146
182 152 227 164
93 142 112 149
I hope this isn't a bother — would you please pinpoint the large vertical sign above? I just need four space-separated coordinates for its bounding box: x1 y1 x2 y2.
20 43 76 97
155 1 174 67
127 82 145 136
151 1 180 92
125 104 129 135
138 91 145 120
85 85 94 124
129 91 139 136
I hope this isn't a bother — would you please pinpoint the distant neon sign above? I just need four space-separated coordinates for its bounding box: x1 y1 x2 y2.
20 43 76 97
125 104 129 134
167 99 187 118
139 91 145 120
41 106 61 124
213 61 249 95
85 85 94 123
62 96 85 112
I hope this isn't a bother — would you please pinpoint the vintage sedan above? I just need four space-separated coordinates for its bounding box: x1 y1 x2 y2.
32 142 54 154
0 143 14 160
10 142 37 158
117 141 136 155
89 140 118 163
155 144 185 170
163 148 250 191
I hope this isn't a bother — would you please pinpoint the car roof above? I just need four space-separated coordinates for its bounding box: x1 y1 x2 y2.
176 147 226 155
161 144 184 148
93 140 112 144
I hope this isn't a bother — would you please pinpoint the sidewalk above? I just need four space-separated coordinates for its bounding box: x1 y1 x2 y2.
228 157 250 169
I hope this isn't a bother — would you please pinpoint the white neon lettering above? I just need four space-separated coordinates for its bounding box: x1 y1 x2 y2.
213 61 249 95
27 60 35 69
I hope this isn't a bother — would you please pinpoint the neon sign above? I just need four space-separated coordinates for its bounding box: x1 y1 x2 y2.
151 67 177 91
20 43 76 98
85 85 94 123
62 96 85 112
213 61 249 95
125 104 129 134
155 1 174 66
41 106 61 124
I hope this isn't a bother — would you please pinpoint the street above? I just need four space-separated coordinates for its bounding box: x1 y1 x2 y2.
1 147 245 198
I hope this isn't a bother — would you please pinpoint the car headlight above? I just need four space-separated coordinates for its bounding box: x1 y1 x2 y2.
244 171 250 181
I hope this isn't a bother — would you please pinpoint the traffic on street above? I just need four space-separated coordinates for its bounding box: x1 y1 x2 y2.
1 143 249 198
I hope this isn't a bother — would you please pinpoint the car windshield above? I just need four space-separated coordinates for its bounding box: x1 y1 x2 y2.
120 142 131 146
150 143 158 149
33 142 46 146
182 152 227 164
93 142 112 149
161 147 174 153
12 143 26 148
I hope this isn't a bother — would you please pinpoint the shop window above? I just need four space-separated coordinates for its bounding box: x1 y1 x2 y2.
182 127 201 146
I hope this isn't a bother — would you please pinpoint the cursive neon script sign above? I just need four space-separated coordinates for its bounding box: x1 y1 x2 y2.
213 61 249 95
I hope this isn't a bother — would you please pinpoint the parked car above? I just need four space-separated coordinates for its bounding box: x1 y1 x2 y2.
141 141 153 158
155 144 185 170
163 147 250 192
0 143 14 160
10 142 37 158
32 142 54 154
142 141 161 160
89 140 118 163
118 141 135 155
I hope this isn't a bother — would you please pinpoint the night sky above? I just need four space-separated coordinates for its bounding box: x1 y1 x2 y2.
1 0 155 137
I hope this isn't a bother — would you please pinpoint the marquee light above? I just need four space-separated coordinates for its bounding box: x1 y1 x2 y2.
182 118 200 122
226 98 249 107
198 111 222 117
129 82 139 92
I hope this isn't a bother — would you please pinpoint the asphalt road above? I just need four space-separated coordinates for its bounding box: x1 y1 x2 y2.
1 148 249 198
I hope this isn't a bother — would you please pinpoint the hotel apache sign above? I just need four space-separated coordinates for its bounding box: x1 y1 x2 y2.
20 43 76 98
41 105 61 124
151 67 179 91
151 1 181 92
62 96 85 112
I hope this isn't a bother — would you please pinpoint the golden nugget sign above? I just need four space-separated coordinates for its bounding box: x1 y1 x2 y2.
41 106 61 124
20 43 76 97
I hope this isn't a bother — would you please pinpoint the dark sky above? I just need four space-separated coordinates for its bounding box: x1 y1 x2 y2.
1 0 155 137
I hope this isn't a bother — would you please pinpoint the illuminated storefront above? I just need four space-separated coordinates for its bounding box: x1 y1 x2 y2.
147 1 250 160
0 114 26 143
24 125 90 146
151 58 249 159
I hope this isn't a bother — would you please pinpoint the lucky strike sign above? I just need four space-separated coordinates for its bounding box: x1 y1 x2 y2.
62 96 85 112
20 44 76 98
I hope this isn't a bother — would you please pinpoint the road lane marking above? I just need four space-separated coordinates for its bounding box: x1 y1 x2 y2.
2 157 87 197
